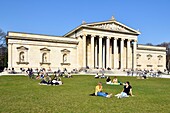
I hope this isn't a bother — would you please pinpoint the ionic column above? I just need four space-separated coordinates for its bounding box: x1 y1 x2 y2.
113 38 118 69
106 37 110 68
102 40 105 68
83 35 86 68
110 38 113 68
133 40 137 70
91 35 95 68
126 39 131 69
120 38 125 69
99 36 103 68
95 38 98 68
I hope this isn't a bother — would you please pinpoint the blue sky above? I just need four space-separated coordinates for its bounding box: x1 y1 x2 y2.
0 0 170 45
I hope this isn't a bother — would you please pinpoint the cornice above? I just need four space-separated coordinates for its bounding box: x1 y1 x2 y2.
82 26 139 36
6 36 79 45
137 47 167 52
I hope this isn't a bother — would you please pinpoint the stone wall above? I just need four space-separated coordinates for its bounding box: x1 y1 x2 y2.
136 44 166 71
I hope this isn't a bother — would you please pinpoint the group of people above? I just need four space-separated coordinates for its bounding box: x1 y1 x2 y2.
94 81 133 99
39 75 63 86
92 74 133 99
127 69 162 78
38 70 73 86
94 73 106 79
106 76 123 85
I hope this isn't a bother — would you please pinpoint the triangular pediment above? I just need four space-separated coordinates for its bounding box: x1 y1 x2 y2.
17 46 29 50
40 47 50 51
64 19 141 37
61 49 70 53
84 20 140 34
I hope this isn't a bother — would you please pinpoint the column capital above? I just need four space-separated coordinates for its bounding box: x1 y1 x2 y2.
120 38 125 41
127 39 132 42
80 34 87 38
91 34 96 38
99 36 104 38
81 33 87 37
106 36 111 39
113 37 118 40
133 39 137 42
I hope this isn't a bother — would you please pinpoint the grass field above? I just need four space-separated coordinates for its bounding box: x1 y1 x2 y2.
0 75 170 113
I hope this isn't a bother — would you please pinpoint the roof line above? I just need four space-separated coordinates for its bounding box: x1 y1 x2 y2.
64 19 141 37
7 31 66 38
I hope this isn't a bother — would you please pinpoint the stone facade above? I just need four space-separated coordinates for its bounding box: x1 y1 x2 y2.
136 45 166 71
6 18 166 72
7 32 78 72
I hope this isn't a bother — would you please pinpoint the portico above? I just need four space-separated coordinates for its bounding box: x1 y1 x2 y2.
82 35 137 69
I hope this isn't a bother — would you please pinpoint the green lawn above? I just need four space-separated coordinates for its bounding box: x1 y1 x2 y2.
0 75 170 113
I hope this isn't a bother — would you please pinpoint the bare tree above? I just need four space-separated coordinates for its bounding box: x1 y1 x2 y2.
0 29 6 47
146 43 153 46
0 28 7 72
157 42 170 74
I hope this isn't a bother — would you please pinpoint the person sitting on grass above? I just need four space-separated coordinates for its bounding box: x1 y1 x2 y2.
64 73 72 78
106 76 123 85
95 82 112 98
112 76 118 83
68 73 72 78
115 81 133 99
137 75 147 79
112 76 124 85
94 73 100 78
100 73 105 78
39 76 48 85
106 76 112 84
47 76 52 85
51 76 63 85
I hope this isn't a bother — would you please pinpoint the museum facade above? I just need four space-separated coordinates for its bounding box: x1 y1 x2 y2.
6 17 166 72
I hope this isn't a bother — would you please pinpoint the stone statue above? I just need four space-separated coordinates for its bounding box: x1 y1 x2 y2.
20 53 24 62
64 54 67 62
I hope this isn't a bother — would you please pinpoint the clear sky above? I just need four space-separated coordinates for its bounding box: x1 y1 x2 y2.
0 0 170 45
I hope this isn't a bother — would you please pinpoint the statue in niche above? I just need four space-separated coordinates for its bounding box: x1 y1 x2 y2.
63 54 67 63
43 53 47 63
20 52 25 62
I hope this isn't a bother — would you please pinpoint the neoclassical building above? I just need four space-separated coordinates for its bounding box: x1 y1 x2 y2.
6 17 166 72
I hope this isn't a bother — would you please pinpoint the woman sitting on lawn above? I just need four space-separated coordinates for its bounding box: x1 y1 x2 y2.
112 76 118 83
115 81 133 99
95 82 112 98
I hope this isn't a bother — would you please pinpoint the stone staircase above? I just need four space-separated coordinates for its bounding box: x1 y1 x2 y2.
78 68 127 75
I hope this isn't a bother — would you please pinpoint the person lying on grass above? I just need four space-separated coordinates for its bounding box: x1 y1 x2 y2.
115 81 134 99
94 82 112 98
